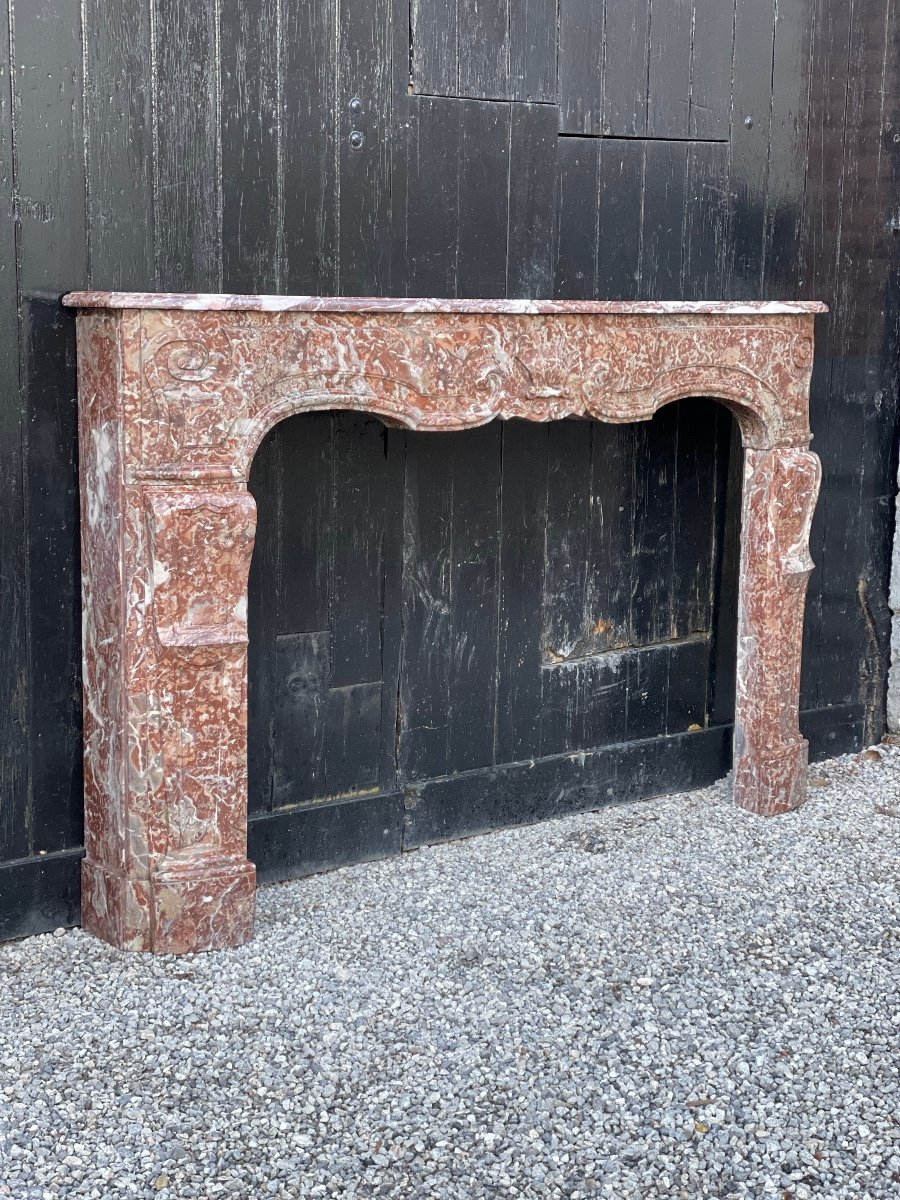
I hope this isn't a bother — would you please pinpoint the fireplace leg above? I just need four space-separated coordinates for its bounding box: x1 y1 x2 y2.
80 486 258 953
733 447 822 815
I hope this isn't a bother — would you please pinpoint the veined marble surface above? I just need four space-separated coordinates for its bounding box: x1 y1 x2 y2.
72 296 824 952
64 291 828 316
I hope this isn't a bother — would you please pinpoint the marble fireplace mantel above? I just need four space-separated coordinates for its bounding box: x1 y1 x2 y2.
63 292 826 954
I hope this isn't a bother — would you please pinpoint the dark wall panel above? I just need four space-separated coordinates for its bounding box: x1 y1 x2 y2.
411 0 558 101
0 0 28 864
560 0 736 138
153 0 220 291
220 0 281 294
12 0 87 863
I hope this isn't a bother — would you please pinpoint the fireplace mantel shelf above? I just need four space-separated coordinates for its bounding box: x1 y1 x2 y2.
65 291 824 954
65 292 827 316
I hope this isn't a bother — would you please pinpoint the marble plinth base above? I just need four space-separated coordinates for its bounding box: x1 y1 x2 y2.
82 856 255 954
733 741 810 817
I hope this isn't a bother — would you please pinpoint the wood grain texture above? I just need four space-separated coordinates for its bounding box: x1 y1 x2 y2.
412 0 557 100
13 0 87 858
281 0 338 293
220 0 280 293
152 0 220 290
0 0 28 863
84 0 154 288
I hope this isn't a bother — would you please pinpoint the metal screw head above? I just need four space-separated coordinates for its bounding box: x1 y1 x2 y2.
349 96 363 114
349 129 365 150
744 115 754 129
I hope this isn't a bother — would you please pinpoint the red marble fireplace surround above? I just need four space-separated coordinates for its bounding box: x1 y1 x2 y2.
63 293 825 954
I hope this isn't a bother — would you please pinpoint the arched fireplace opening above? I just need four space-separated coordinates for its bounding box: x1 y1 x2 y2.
246 398 742 883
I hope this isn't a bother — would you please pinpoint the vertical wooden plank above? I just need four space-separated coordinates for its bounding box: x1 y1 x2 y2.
554 137 599 299
690 0 737 140
539 661 580 756
326 683 382 795
625 645 669 740
542 422 593 666
378 428 407 787
630 404 679 645
411 0 556 101
648 0 694 138
457 101 510 297
664 639 711 733
709 420 743 726
402 96 462 297
496 422 547 763
640 140 688 300
856 0 900 739
330 415 388 688
558 0 604 133
411 0 459 94
219 0 280 293
585 423 636 653
247 429 281 815
153 0 220 289
682 141 728 299
577 421 635 749
446 425 502 772
399 433 455 780
14 0 88 855
509 0 558 102
0 0 28 862
726 0 777 294
272 633 330 806
671 399 720 637
11 0 87 291
281 0 338 293
812 0 894 726
540 420 593 755
507 102 558 297
458 0 509 100
763 0 814 296
596 139 644 298
84 0 154 287
22 302 83 854
339 0 392 292
603 0 652 136
798 0 852 711
577 655 629 750
276 415 333 636
801 0 850 304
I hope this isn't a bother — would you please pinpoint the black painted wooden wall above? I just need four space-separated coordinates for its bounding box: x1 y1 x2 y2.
1 0 898 937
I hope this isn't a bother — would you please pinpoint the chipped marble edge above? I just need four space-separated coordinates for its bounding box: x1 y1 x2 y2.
62 292 830 316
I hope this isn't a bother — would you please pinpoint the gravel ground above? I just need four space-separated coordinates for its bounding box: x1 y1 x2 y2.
1 747 898 1200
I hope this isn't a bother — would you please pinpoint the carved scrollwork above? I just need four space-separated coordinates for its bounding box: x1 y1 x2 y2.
141 325 238 466
790 332 815 374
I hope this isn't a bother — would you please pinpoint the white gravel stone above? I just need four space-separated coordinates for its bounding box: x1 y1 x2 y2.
1 746 898 1199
